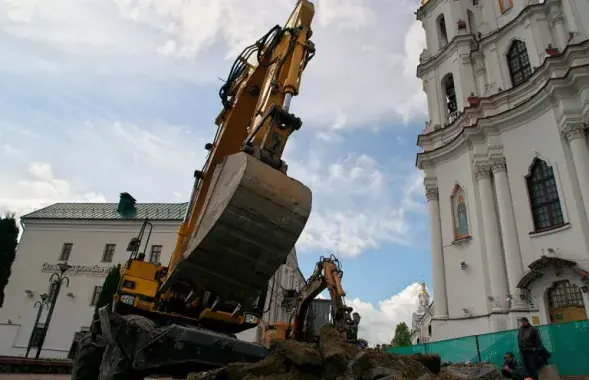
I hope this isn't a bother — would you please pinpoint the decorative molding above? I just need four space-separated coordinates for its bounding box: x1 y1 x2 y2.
425 186 439 202
490 157 507 174
519 288 535 308
474 164 491 181
561 124 586 142
416 41 589 169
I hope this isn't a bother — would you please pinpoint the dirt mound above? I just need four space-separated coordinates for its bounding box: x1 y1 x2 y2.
185 324 443 380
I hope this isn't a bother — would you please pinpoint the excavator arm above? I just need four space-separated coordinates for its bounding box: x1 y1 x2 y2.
261 255 360 347
158 0 316 317
289 255 360 342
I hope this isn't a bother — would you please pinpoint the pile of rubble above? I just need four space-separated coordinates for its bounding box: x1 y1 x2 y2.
186 324 503 380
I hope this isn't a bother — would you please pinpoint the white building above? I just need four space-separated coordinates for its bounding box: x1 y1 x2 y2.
0 193 304 358
416 0 589 342
410 282 433 345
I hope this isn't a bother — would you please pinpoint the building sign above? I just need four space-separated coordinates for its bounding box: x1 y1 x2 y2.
41 262 112 277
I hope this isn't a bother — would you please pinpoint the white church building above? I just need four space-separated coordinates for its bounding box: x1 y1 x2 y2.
416 0 589 342
0 193 304 358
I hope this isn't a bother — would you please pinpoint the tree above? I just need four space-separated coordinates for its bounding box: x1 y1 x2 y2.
0 213 19 308
391 322 412 347
92 264 121 323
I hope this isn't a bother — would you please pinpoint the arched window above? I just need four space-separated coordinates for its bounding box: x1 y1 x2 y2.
526 158 564 231
417 337 420 344
507 40 533 86
428 325 432 336
437 14 448 48
441 73 457 121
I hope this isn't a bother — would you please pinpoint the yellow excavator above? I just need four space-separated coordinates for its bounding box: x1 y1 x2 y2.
71 2 359 379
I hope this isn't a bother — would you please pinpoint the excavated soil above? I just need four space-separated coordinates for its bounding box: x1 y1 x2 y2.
185 324 449 380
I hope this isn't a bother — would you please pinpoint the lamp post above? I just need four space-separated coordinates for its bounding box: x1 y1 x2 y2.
35 262 71 359
25 293 50 358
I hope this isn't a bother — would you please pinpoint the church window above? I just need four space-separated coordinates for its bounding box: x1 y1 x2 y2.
507 40 533 87
437 14 448 48
499 0 513 14
441 73 457 120
451 184 470 240
526 158 564 231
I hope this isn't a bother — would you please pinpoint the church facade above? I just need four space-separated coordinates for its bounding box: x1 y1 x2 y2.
415 0 589 341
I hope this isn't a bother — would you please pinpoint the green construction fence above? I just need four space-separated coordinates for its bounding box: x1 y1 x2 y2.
386 319 589 377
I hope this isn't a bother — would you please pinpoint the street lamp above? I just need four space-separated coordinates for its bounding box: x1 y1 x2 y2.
25 293 50 358
35 262 72 359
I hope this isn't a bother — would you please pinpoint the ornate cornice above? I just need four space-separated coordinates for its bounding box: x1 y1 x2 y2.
425 186 439 202
490 157 507 174
561 124 587 142
475 164 491 181
416 41 589 170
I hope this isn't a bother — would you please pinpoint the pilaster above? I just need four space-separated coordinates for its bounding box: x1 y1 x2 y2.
425 184 449 318
475 162 510 311
489 156 527 310
561 124 589 221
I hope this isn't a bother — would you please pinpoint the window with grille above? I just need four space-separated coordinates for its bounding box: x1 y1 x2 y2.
149 245 163 264
526 159 564 231
548 280 584 308
90 286 102 306
102 243 116 262
507 40 533 87
59 243 73 261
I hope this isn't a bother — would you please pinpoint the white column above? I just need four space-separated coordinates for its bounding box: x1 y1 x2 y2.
475 164 510 311
426 185 449 318
562 125 589 218
490 157 527 310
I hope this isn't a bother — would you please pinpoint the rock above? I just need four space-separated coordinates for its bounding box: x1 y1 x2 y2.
364 366 404 380
416 373 435 380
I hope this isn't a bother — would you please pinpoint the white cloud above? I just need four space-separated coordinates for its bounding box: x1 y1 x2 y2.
0 0 429 257
0 162 106 218
285 151 424 257
347 282 423 346
0 0 427 130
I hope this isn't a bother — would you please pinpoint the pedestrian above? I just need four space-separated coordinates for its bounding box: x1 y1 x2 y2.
501 351 527 380
517 317 544 380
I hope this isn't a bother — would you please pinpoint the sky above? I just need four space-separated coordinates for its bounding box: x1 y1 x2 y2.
0 0 431 345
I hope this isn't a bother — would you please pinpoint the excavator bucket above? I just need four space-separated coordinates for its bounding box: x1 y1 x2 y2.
170 151 312 307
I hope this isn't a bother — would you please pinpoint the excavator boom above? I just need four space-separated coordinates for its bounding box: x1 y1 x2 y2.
160 0 316 312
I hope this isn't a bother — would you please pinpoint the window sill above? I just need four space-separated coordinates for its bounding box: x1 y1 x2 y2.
452 236 472 246
529 223 570 238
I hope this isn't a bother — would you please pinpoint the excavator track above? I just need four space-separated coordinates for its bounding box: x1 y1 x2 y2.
92 307 268 379
167 151 312 308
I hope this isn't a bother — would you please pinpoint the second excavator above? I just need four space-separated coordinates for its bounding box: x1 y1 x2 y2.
71 1 359 380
